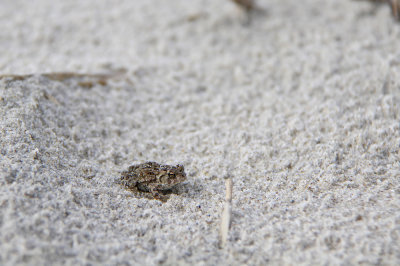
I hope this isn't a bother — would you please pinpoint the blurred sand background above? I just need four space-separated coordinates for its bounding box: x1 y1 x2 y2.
0 0 399 265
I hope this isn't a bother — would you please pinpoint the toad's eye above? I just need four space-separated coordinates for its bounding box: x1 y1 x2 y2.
168 173 175 179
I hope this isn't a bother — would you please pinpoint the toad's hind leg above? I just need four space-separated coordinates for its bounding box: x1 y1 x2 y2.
150 187 170 202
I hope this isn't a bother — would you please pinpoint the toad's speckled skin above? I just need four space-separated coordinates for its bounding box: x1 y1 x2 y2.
120 162 186 201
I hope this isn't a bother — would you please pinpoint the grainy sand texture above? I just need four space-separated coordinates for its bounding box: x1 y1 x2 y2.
1 0 400 265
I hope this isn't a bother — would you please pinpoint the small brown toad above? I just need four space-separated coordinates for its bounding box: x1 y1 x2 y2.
119 162 186 201
230 0 255 12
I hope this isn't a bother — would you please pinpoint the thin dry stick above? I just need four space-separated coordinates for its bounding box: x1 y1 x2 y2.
357 0 400 20
219 178 233 248
0 68 126 82
389 0 400 20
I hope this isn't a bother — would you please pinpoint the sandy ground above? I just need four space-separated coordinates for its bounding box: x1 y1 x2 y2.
1 0 400 265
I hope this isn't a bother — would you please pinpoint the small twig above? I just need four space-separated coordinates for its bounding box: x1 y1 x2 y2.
219 177 233 248
356 0 400 20
0 68 126 82
389 0 400 20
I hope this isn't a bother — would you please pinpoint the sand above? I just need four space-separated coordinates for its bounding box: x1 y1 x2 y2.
1 0 399 265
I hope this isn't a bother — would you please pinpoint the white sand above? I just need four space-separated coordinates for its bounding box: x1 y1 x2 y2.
1 0 400 264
